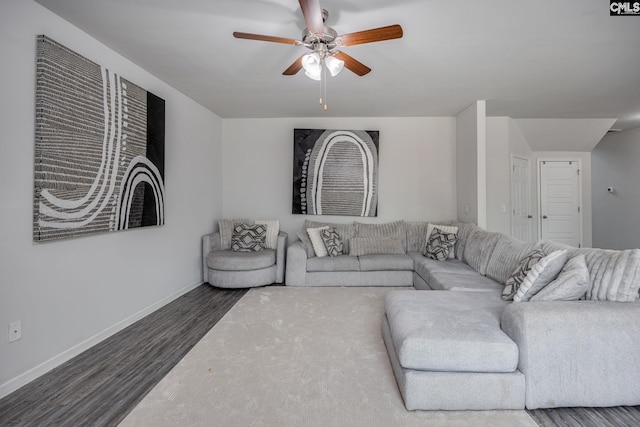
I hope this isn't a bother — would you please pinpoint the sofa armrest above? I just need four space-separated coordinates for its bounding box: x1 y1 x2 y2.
275 231 288 283
501 301 640 409
286 241 308 286
202 232 222 282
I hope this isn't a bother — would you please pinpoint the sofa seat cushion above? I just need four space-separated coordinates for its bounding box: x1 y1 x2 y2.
412 255 500 292
306 255 360 272
384 290 518 373
428 272 503 293
359 254 414 271
207 249 276 271
413 255 478 278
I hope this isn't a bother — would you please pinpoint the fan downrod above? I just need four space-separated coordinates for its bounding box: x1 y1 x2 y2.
302 9 337 50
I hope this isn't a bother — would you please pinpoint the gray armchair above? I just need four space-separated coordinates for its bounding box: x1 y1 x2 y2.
202 231 287 288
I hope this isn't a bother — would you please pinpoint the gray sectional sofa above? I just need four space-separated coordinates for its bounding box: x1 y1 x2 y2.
286 220 415 287
286 219 640 410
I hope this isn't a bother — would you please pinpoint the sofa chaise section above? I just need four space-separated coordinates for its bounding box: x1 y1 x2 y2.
383 290 525 410
501 300 640 409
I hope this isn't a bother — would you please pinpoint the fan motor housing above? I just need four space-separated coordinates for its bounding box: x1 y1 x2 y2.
302 26 338 50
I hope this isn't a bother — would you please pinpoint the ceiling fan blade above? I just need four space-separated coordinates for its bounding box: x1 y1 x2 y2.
233 32 300 46
283 55 304 75
333 52 371 76
336 24 404 47
298 0 324 34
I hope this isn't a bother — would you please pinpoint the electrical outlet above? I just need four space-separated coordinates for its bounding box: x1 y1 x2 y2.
9 321 22 342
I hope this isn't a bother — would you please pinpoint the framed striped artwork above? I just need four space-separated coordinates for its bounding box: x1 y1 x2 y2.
33 35 165 242
292 129 379 217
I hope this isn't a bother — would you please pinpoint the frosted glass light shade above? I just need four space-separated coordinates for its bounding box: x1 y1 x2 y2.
304 70 321 81
325 55 344 77
302 52 322 80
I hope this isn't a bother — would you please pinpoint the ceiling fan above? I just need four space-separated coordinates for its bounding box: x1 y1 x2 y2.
232 0 404 79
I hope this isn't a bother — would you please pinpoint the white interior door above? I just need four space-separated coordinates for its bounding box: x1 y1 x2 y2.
511 156 532 241
539 160 581 247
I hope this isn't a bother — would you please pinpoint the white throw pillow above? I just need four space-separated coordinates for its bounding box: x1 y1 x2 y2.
255 220 280 249
307 226 330 257
513 250 569 302
531 254 589 301
426 223 458 258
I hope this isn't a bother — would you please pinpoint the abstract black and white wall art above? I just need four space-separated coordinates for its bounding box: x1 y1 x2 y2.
33 35 165 242
293 129 379 217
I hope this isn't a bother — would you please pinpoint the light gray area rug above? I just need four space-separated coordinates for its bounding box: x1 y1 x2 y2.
120 287 537 427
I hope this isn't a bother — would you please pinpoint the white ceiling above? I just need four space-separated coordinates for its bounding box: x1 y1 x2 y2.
515 118 617 151
35 0 640 129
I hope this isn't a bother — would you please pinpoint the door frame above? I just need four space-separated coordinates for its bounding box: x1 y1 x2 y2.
510 154 532 242
536 158 583 247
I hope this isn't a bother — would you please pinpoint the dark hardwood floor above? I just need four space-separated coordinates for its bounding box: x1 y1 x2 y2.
529 406 640 427
0 284 247 427
1 283 638 427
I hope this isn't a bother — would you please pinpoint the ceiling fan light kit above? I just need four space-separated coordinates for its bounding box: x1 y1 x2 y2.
233 0 403 111
301 50 345 81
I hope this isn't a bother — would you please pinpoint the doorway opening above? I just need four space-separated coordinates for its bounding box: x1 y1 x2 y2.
538 159 582 247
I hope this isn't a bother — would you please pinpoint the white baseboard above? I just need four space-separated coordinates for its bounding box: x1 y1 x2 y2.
0 279 204 400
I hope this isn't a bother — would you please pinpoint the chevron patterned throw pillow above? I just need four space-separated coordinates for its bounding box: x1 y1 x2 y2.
502 249 545 301
230 223 267 252
321 226 344 257
424 229 457 261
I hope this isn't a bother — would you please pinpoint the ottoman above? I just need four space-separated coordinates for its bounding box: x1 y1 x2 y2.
382 290 525 410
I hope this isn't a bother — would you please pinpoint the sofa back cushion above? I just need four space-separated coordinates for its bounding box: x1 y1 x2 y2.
486 235 542 285
541 240 574 255
580 248 640 302
405 221 430 253
451 222 480 262
349 237 405 256
463 228 502 276
304 220 354 254
354 220 407 252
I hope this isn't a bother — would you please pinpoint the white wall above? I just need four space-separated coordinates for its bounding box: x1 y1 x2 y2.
456 101 486 227
486 117 510 235
0 0 223 397
592 127 640 249
509 118 534 159
532 152 592 248
222 117 457 238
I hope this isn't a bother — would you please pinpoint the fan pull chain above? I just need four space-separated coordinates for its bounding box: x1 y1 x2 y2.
321 61 328 111
318 60 324 107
